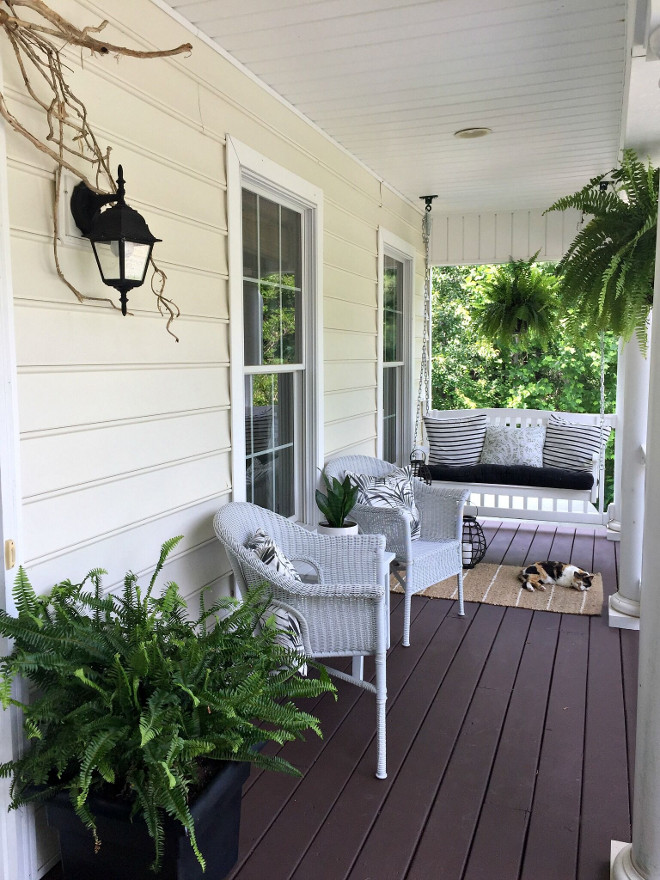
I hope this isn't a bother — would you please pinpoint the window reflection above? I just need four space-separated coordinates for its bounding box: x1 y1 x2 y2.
245 373 295 517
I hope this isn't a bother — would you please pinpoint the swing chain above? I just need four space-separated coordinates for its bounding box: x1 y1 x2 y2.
414 208 433 451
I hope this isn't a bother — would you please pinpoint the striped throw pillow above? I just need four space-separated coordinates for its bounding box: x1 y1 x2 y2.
424 413 488 467
246 528 307 673
542 414 610 472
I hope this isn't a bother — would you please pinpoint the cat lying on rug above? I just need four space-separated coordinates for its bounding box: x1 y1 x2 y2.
518 561 594 593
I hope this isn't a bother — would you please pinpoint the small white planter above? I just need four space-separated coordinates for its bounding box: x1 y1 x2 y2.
317 522 359 536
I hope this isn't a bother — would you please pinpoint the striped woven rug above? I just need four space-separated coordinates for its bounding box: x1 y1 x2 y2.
391 562 603 615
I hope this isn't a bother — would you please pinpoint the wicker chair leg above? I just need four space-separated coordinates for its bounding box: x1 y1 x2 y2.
352 656 365 681
456 570 465 617
375 649 387 779
402 592 412 647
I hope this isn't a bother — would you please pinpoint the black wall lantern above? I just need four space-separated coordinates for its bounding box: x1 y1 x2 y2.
70 165 161 315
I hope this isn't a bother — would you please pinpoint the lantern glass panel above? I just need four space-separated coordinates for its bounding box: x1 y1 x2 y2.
93 240 151 284
93 241 121 281
124 242 151 281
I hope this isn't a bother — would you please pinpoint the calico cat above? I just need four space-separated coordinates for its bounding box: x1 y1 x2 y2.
518 560 594 592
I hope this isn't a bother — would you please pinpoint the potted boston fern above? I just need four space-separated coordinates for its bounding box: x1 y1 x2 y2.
546 148 658 344
0 537 333 879
470 252 560 354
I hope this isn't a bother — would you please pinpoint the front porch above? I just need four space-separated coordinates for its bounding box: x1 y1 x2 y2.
227 520 635 880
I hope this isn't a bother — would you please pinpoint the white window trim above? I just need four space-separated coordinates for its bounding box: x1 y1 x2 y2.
377 228 416 464
0 89 32 880
226 136 324 523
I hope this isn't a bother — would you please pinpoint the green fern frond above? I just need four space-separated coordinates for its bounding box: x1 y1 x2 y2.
546 148 658 342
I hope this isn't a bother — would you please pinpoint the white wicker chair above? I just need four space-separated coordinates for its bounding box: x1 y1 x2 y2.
324 455 470 647
213 502 389 779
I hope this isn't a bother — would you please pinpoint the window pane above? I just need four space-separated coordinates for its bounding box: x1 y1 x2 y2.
245 373 295 518
281 289 301 363
383 366 400 464
383 255 403 363
243 281 262 366
242 190 258 279
259 197 280 281
281 206 301 289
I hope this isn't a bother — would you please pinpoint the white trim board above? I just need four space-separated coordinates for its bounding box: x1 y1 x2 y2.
0 58 33 880
377 228 415 464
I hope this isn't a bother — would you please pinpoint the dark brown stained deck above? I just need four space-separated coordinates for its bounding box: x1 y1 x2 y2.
228 520 637 880
43 520 637 880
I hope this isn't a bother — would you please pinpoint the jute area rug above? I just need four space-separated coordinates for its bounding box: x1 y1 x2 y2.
391 563 604 615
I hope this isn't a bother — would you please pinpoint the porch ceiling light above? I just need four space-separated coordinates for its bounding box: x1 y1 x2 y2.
453 127 492 139
70 165 161 316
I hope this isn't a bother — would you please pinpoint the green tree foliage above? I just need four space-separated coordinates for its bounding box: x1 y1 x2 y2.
432 265 618 413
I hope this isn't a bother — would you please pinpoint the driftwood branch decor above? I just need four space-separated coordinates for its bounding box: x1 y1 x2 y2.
0 0 192 339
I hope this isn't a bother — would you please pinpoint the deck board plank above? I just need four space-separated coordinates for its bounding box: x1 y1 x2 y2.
463 610 561 880
345 604 506 880
290 599 477 880
406 607 534 880
519 614 590 880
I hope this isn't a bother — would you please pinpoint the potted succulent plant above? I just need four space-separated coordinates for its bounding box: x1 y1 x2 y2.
0 537 333 879
315 470 360 535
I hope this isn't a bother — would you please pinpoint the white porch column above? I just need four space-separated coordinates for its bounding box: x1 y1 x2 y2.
607 338 626 536
609 327 651 628
612 189 660 879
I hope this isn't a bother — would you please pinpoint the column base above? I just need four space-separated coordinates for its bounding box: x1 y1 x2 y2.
607 519 622 542
611 842 646 879
609 593 641 630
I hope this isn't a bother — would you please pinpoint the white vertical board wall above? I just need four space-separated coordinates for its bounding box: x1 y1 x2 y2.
430 208 583 265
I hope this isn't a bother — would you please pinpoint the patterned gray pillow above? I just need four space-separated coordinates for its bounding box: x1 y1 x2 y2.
479 425 546 467
348 465 421 541
246 528 306 673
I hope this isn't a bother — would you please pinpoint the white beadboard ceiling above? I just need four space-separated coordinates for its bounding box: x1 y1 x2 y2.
164 0 659 215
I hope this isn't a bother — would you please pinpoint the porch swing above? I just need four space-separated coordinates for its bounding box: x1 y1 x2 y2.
410 198 615 527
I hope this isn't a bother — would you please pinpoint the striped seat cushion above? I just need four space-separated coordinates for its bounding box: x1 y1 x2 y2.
542 414 610 472
424 413 488 467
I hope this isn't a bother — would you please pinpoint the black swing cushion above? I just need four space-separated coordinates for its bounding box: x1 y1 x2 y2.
427 462 594 491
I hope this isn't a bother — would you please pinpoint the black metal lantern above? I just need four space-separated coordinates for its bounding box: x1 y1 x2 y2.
70 165 161 315
410 448 432 485
462 514 486 569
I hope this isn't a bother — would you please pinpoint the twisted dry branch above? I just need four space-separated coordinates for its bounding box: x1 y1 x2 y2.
0 0 191 339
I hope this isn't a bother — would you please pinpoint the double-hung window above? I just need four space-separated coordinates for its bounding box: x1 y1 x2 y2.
242 190 302 517
228 139 323 523
379 231 415 466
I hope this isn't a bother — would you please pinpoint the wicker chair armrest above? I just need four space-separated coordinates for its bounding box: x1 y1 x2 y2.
242 561 384 600
287 554 324 583
414 483 469 541
350 503 412 559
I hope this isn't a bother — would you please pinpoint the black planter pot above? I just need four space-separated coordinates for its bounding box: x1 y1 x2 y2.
44 760 250 880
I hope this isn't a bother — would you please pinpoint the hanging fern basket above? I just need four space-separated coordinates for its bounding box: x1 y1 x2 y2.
45 759 249 880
